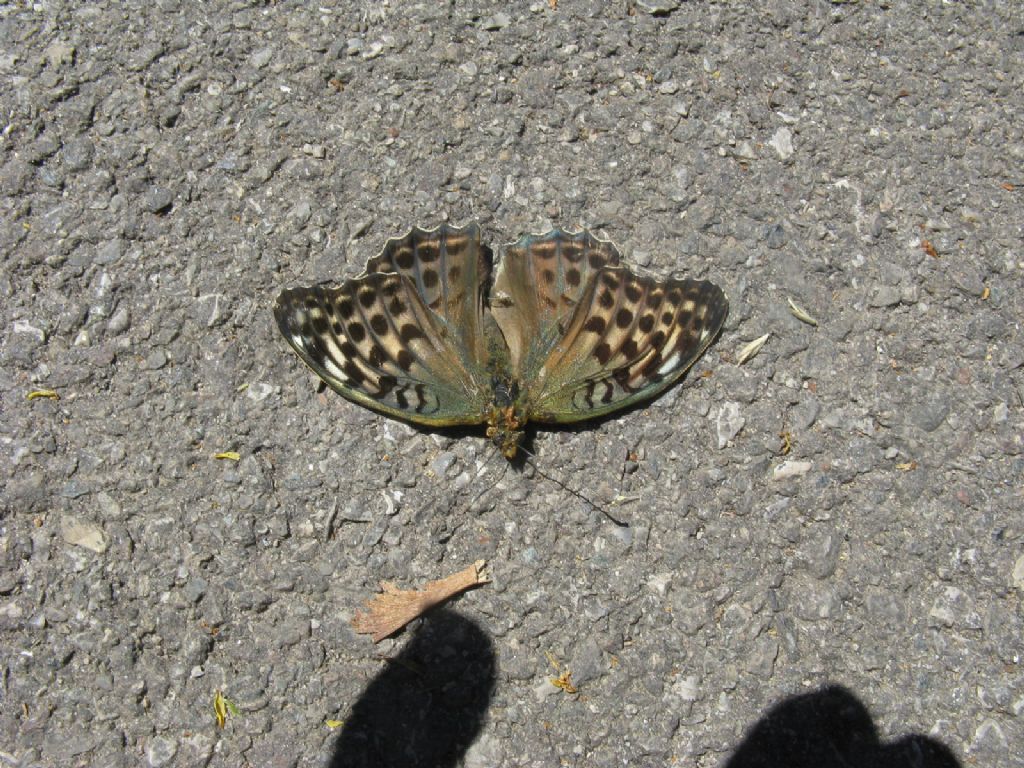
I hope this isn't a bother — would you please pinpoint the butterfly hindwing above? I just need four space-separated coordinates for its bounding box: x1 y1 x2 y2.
523 262 728 423
274 225 494 426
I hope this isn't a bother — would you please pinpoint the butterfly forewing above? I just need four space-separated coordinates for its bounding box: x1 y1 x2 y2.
491 229 621 374
273 225 493 426
364 224 493 367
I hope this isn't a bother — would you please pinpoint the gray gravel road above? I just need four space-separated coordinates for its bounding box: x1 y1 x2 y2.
2 2 1022 767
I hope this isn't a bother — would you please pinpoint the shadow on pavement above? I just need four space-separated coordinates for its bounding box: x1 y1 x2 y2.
328 609 496 768
725 684 961 768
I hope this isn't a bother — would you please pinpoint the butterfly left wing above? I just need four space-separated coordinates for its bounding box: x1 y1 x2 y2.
274 223 494 426
524 264 728 423
362 223 493 368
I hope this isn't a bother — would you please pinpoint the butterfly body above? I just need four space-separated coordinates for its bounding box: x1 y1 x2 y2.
274 223 728 458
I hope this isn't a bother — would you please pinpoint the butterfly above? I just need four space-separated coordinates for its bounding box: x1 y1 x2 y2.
274 223 728 459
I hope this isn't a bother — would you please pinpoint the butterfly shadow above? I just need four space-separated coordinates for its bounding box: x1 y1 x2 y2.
326 608 496 768
724 684 962 768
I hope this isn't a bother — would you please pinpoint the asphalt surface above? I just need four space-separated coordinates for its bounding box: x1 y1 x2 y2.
2 2 1022 767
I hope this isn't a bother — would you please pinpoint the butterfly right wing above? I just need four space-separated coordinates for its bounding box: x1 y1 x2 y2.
490 228 621 376
526 267 728 423
274 272 492 427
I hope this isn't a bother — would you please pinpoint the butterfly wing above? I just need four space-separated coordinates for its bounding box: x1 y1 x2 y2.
363 223 493 367
490 228 621 375
274 223 493 426
529 269 728 422
491 229 728 423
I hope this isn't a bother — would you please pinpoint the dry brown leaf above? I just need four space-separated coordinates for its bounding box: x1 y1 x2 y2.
352 560 490 643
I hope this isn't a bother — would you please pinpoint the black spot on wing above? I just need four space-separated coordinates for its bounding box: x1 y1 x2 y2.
395 247 414 270
401 324 426 343
370 314 389 335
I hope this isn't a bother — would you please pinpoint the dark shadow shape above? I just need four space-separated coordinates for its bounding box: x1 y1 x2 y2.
725 684 961 768
328 609 496 768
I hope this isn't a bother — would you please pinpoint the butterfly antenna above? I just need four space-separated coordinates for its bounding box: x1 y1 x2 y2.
517 445 629 528
412 445 504 521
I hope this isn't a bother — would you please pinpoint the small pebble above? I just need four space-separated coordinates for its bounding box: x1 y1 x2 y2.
735 140 757 160
143 350 168 370
765 223 786 249
768 127 794 160
869 286 901 307
431 451 457 477
249 46 274 69
95 239 123 265
646 573 672 596
482 12 511 30
772 460 812 481
636 0 680 13
146 735 178 768
106 307 130 335
1012 554 1024 591
910 398 950 433
141 186 173 214
716 402 745 448
60 516 108 553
